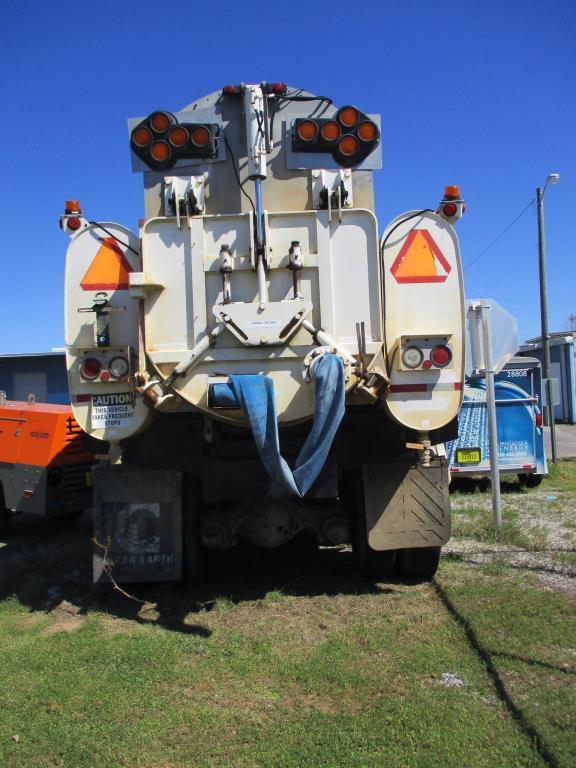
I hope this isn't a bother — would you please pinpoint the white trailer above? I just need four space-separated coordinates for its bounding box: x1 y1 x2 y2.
61 83 466 583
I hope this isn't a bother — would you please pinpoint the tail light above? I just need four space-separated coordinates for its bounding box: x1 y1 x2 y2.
430 345 452 368
442 203 457 217
402 346 424 369
535 413 543 427
67 216 82 231
81 357 102 380
108 356 130 379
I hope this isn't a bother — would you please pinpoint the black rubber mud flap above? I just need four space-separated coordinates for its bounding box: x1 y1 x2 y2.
92 466 183 584
362 458 451 551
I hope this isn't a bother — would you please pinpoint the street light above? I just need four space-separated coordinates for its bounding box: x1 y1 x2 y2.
537 172 560 465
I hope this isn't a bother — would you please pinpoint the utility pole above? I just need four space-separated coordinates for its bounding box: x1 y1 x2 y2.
536 175 559 465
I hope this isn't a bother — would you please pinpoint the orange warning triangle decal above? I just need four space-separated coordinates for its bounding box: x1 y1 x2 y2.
390 229 451 284
80 237 133 291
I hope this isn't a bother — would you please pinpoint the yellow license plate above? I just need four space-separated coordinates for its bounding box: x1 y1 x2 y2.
456 448 481 464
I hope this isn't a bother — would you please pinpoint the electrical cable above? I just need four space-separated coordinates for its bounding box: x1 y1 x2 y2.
223 135 256 214
269 91 332 143
88 222 139 255
464 199 535 271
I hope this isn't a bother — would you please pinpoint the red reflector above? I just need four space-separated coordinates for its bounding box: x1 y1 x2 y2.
23 490 34 498
443 203 457 217
535 413 542 427
75 394 91 403
451 468 460 473
454 382 462 390
522 464 533 469
389 384 428 393
81 357 102 380
100 370 111 382
422 359 432 369
67 216 82 231
430 345 452 368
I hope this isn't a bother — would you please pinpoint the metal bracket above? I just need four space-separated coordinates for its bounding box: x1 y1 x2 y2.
312 169 353 220
164 175 206 228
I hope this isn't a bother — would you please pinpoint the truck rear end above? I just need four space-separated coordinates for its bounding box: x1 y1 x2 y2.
61 82 467 583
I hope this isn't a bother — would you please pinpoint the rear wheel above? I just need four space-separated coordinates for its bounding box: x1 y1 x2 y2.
395 546 441 581
518 473 543 488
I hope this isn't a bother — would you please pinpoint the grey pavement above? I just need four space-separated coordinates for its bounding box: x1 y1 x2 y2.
544 425 576 460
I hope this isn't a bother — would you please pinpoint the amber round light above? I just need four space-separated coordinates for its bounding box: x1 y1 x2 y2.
150 141 171 162
338 106 359 127
169 126 188 147
297 120 318 141
150 112 170 133
320 121 340 142
191 126 211 146
338 135 358 156
132 126 152 147
357 121 377 142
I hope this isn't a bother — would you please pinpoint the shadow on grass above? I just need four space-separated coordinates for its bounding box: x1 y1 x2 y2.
0 512 392 637
433 579 561 768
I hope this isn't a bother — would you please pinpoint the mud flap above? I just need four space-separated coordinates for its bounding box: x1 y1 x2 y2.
93 466 182 583
363 458 450 551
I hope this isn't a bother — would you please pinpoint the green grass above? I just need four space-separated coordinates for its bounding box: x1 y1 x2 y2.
2 463 576 766
1 557 575 767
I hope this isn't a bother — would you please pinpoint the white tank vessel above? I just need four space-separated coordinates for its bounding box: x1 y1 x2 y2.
62 82 466 583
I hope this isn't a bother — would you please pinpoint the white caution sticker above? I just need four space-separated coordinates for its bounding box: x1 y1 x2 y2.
91 393 135 429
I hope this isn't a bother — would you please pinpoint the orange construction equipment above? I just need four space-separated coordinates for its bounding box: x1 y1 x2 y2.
0 400 96 531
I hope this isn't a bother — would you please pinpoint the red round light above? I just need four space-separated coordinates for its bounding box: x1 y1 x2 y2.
67 216 82 231
100 370 111 382
422 359 432 369
338 135 358 156
430 345 452 368
150 112 170 133
150 141 171 162
81 357 102 380
169 126 188 147
443 203 457 217
535 413 543 427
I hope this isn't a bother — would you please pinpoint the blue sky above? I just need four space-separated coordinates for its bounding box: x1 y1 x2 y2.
0 0 574 353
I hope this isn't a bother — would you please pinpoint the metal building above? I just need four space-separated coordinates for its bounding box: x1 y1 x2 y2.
0 351 69 404
519 332 576 424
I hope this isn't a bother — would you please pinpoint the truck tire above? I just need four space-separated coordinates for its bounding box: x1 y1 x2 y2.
395 546 441 581
345 470 397 581
518 473 543 488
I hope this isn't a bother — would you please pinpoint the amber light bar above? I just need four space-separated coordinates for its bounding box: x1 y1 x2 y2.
130 110 220 170
292 104 379 167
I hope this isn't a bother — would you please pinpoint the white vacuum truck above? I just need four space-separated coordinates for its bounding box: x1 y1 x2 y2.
61 82 465 583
